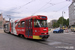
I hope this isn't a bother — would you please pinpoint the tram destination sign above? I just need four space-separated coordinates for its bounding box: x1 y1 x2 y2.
41 16 46 18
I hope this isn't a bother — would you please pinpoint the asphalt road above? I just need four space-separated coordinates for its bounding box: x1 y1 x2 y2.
0 32 75 50
48 32 75 50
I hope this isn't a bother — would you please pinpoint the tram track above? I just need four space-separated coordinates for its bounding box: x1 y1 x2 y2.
5 33 74 50
32 39 74 50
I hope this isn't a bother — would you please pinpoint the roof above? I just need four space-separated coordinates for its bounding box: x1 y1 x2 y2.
15 15 47 22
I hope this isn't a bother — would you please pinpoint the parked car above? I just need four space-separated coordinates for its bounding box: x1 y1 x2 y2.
71 26 75 32
61 26 67 30
53 28 63 33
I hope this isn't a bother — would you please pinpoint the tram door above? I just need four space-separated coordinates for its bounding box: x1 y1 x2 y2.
4 23 9 32
25 20 32 38
11 23 13 33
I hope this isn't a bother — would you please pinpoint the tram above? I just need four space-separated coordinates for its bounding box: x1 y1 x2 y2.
4 15 49 40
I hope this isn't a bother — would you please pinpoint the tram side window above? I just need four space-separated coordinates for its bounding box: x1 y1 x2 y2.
31 21 32 28
21 21 25 27
18 22 21 27
15 22 18 25
34 20 39 27
25 20 28 28
29 20 32 28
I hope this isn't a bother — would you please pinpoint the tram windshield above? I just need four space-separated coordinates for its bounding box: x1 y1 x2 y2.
34 20 47 27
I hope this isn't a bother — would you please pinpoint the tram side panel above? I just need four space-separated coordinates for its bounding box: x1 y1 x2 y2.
4 23 10 33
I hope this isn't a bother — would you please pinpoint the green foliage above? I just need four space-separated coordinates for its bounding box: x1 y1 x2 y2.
57 17 63 24
53 22 56 28
48 29 51 31
52 17 69 28
66 18 69 26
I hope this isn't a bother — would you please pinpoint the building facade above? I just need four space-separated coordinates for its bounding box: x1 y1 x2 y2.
69 0 75 26
48 20 57 28
0 13 6 28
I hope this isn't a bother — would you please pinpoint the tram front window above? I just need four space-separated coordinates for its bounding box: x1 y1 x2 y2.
34 20 47 27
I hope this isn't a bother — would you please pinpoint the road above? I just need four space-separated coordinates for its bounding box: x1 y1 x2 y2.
0 31 75 50
48 32 75 50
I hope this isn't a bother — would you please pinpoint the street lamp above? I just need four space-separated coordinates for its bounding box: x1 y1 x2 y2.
62 11 65 26
7 15 11 22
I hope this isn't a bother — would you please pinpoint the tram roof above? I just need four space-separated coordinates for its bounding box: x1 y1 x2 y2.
15 15 47 22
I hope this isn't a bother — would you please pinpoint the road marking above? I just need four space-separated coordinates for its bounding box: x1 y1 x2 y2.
48 42 62 45
39 40 74 50
55 46 74 50
39 40 73 45
63 32 75 35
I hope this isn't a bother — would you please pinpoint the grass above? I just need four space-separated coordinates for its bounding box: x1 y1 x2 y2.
48 29 51 31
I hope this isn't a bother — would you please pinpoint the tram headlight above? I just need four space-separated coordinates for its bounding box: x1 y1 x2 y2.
45 33 46 34
35 30 37 32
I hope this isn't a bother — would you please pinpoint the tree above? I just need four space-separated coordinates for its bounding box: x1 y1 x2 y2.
53 22 56 28
66 18 69 26
57 17 65 27
63 18 67 26
52 17 69 28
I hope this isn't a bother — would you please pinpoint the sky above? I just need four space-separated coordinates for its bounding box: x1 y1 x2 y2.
0 0 72 22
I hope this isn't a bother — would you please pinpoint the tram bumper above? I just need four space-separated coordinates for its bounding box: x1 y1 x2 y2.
39 35 49 38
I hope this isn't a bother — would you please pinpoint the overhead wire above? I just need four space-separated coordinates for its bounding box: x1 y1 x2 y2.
56 4 70 11
31 1 67 15
12 0 70 18
17 0 35 10
50 3 70 19
31 0 52 15
11 0 35 10
42 1 66 10
4 0 36 20
4 0 71 20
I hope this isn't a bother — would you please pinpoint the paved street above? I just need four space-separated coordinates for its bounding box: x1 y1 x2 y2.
48 32 75 50
0 30 75 50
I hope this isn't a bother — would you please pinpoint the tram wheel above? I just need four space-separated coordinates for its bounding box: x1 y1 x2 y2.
20 34 25 38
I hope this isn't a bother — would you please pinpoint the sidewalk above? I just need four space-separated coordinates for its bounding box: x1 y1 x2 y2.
48 28 55 33
48 28 71 33
64 29 71 33
0 29 4 33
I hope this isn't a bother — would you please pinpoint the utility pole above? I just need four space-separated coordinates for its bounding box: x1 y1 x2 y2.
62 11 65 26
7 15 11 31
7 15 11 22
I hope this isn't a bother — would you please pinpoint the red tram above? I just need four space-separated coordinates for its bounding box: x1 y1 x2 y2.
4 15 49 40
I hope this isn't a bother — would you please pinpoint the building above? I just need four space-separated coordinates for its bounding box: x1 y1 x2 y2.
0 13 6 28
73 0 75 2
47 22 52 28
51 20 57 26
48 20 57 28
69 0 75 26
